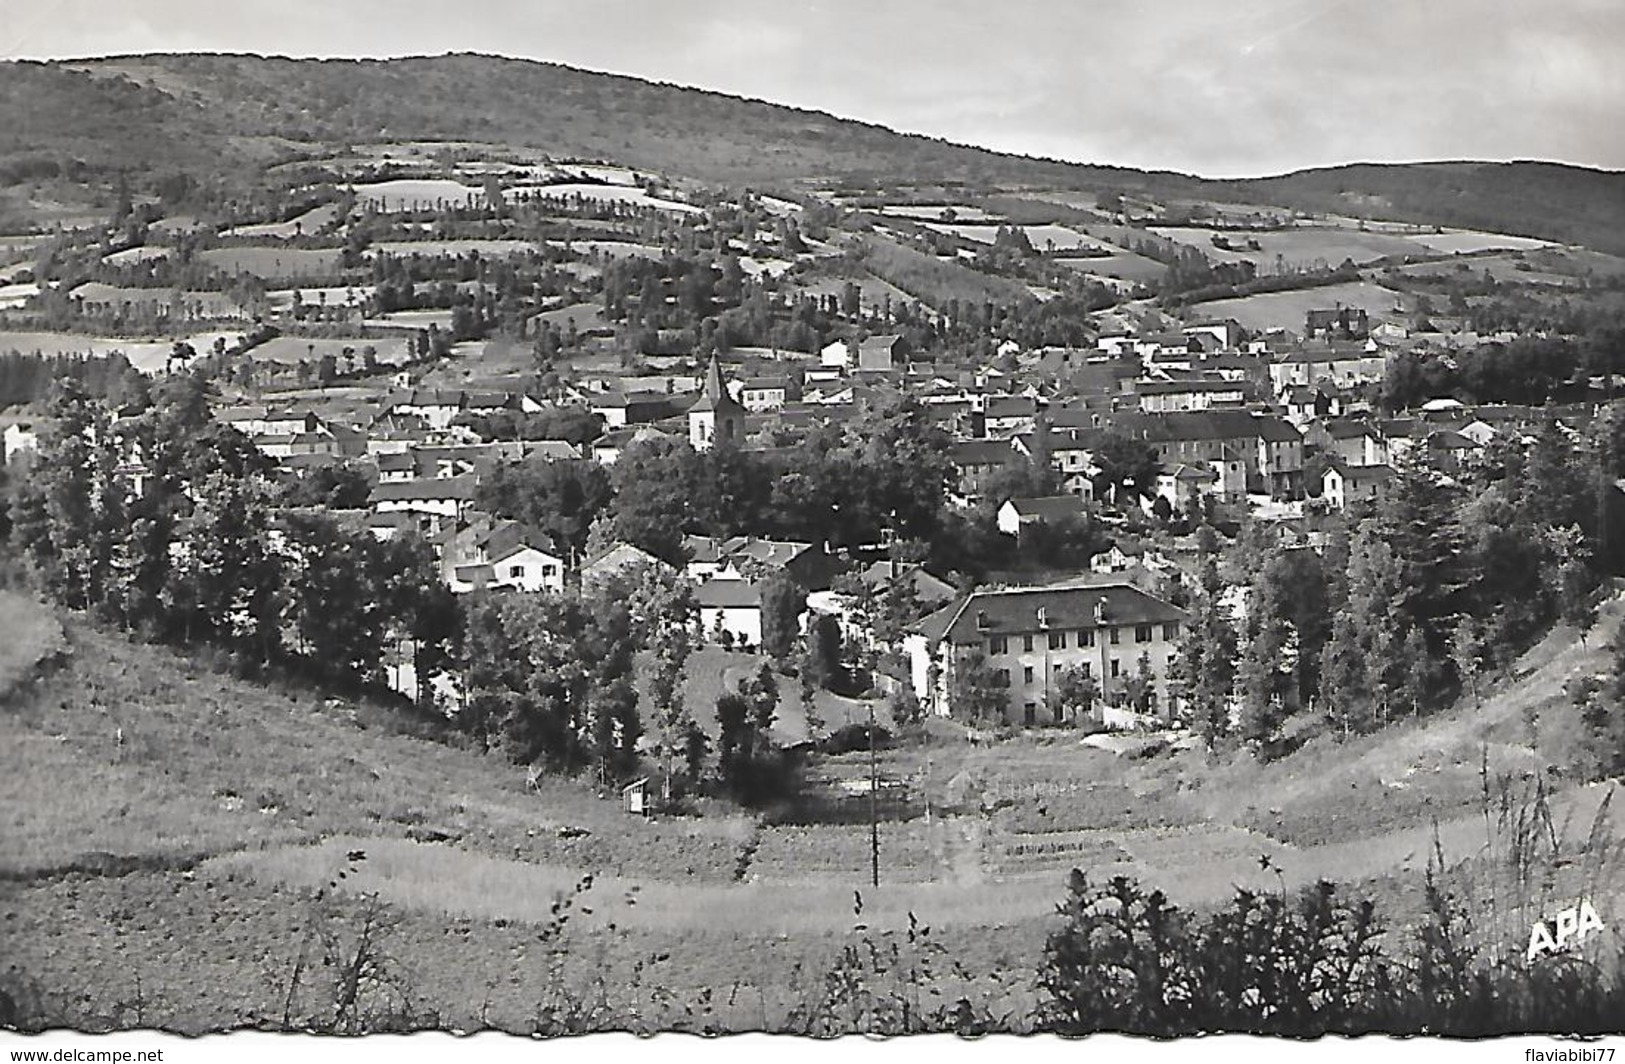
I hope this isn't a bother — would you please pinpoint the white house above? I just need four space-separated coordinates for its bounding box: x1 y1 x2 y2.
820 339 853 369
696 578 763 648
1321 460 1395 510
452 543 566 595
908 582 1188 727
3 421 40 465
996 495 1089 537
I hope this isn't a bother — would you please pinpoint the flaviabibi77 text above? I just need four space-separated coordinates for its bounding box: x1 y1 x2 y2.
1525 1051 1616 1062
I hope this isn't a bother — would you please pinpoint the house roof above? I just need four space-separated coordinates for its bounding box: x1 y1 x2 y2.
583 542 674 578
695 578 762 608
917 582 1187 645
950 439 1019 467
858 560 958 604
368 474 478 504
1003 495 1088 521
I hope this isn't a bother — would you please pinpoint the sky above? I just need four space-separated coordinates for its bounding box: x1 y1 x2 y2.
2 0 1622 178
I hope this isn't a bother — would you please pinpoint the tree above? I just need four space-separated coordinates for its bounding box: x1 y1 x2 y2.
1543 524 1598 646
950 648 1007 727
476 457 612 560
759 574 806 663
1126 652 1157 717
1047 665 1099 726
803 611 843 690
1172 560 1237 750
1091 433 1161 507
1449 615 1484 710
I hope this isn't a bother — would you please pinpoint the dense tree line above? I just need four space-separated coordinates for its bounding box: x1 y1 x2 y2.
1381 331 1625 411
1180 411 1617 758
0 352 148 410
9 377 456 691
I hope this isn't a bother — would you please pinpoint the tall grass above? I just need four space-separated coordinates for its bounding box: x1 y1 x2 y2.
1037 755 1625 1036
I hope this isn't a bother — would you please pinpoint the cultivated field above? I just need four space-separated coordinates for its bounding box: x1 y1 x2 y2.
509 183 700 214
220 202 345 240
350 179 487 211
1150 223 1554 272
197 247 345 281
1054 250 1166 285
244 335 413 367
1187 280 1407 332
0 330 246 374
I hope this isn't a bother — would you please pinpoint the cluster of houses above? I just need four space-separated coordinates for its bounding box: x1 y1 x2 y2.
0 305 1597 731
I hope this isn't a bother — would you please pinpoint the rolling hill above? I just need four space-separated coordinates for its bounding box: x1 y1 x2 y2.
0 52 1622 253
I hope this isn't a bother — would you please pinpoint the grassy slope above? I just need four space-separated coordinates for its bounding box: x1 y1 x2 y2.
6 596 1623 1030
0 590 65 700
1 54 1622 252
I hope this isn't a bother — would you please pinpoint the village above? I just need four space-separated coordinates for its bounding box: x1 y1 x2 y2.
3 40 1625 1041
1 147 1617 746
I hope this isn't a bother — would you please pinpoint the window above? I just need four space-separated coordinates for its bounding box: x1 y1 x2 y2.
995 668 1012 686
543 565 558 578
1023 666 1035 685
1048 631 1067 650
1023 634 1035 653
1024 702 1037 726
1109 626 1120 646
1135 624 1153 643
988 636 1008 655
1163 622 1180 640
1110 659 1121 678
1079 629 1095 648
508 565 524 579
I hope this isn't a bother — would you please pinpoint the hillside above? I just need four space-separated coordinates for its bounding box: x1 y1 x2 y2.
1 53 1622 252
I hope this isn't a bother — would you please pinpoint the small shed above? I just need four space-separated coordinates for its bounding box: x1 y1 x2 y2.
621 777 650 817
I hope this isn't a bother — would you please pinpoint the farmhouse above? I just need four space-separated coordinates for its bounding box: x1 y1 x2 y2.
949 439 1021 501
696 577 763 648
996 495 1089 536
853 334 907 373
737 376 800 412
1321 459 1395 510
1134 377 1250 413
3 420 41 465
368 474 478 531
908 582 1188 727
581 542 677 586
442 520 566 595
592 425 675 465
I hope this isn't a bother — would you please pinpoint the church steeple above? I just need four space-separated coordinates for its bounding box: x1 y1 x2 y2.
688 352 745 450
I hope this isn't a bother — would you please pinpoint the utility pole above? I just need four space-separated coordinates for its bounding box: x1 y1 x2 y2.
869 696 879 889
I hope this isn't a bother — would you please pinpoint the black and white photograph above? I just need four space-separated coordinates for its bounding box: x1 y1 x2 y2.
1 0 1624 1049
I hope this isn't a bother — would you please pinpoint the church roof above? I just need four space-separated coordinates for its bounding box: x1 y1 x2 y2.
687 354 746 416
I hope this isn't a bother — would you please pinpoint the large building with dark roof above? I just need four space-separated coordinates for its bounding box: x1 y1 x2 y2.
906 581 1188 727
